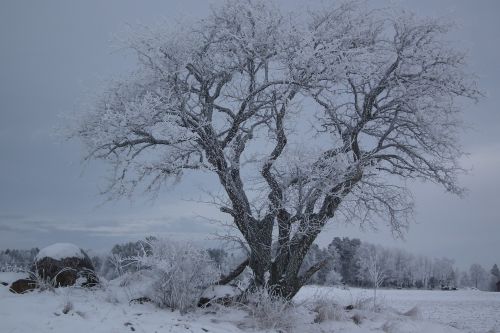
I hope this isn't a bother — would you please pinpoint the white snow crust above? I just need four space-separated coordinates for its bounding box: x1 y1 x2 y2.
1 273 499 333
35 243 84 261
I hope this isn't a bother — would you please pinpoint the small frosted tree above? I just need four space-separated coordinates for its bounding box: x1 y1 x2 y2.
358 244 386 309
74 0 480 298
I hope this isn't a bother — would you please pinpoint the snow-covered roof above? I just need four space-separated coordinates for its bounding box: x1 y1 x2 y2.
35 243 84 261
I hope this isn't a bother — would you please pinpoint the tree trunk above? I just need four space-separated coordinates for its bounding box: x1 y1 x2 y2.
245 240 330 299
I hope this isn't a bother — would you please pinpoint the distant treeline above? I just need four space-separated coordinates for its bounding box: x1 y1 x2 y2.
298 238 499 291
1 237 499 291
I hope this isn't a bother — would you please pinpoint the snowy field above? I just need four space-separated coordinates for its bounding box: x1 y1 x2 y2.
296 286 500 333
1 272 499 333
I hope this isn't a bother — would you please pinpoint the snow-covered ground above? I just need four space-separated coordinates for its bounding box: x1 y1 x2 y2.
1 272 498 333
296 286 500 333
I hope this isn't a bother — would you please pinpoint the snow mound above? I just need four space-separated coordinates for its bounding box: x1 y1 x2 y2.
201 285 240 300
402 306 422 320
35 243 85 261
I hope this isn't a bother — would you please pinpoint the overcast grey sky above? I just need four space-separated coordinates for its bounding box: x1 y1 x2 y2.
0 0 499 269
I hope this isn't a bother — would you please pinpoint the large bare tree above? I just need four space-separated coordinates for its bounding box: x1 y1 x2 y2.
75 1 479 298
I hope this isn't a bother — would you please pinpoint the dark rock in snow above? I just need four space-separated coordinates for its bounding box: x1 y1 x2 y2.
32 243 99 287
9 279 37 294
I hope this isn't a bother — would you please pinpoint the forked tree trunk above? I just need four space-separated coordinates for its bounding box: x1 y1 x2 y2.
237 217 331 300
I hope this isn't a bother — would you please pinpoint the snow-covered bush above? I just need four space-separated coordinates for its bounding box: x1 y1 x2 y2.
97 239 154 280
310 296 347 323
99 253 127 280
242 288 298 331
0 248 39 272
25 263 56 292
130 238 219 313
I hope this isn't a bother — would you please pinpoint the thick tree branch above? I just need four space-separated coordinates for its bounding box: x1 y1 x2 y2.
215 258 249 285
